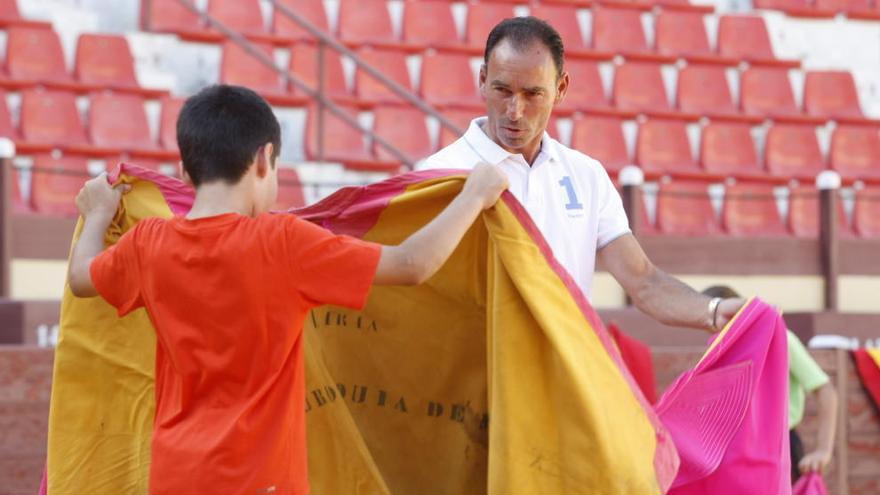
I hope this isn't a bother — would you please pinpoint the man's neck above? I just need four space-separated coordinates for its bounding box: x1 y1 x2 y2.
186 181 255 219
480 121 543 166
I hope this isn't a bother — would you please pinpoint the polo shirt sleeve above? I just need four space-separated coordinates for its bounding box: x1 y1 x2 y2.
595 167 631 248
788 330 830 393
286 216 382 310
90 221 146 317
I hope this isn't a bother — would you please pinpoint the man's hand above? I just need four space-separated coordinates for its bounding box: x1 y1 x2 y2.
76 173 129 222
712 297 747 332
799 449 832 473
461 163 509 210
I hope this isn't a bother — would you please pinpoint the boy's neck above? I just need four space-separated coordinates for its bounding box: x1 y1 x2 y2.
186 181 256 219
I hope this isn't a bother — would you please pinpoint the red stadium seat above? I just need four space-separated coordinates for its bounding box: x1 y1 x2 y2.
764 123 826 179
654 11 715 60
272 0 330 41
465 3 516 49
30 153 91 217
815 0 875 14
206 0 288 45
18 89 89 151
753 0 811 13
90 92 176 160
3 25 96 92
337 0 406 50
0 89 18 140
274 167 306 210
676 65 738 117
722 183 787 237
556 59 609 113
854 186 880 238
700 122 764 178
401 1 464 50
717 15 795 67
803 71 864 120
829 125 880 181
787 186 852 238
372 106 433 163
288 42 352 102
74 34 164 97
305 105 399 172
529 5 589 53
655 181 722 235
612 62 671 114
740 67 800 119
159 97 185 152
636 119 700 176
220 41 305 106
438 109 480 150
419 52 481 110
354 48 413 105
0 0 50 28
570 115 630 175
140 0 220 42
592 7 650 56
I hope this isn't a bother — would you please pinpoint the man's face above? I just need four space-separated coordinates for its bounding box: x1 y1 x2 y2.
479 39 568 161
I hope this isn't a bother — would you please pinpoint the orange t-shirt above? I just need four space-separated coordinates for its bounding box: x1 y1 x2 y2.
90 213 382 495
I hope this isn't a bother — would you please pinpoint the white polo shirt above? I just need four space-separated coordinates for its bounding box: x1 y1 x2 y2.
418 117 631 298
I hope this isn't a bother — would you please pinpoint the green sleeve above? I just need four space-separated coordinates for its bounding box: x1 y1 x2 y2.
788 330 830 393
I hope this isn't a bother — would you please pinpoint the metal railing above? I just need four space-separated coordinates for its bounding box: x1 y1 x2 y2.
161 0 466 169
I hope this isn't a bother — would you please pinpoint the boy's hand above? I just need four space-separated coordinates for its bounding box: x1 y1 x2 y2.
799 448 831 473
462 163 509 210
76 173 129 222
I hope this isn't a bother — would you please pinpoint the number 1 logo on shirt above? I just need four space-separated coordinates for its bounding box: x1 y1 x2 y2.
559 176 583 211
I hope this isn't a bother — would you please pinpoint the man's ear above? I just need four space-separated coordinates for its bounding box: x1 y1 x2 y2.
555 71 570 105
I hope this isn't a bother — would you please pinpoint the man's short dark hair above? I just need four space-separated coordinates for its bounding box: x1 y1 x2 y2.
484 16 565 78
177 84 281 187
703 285 740 298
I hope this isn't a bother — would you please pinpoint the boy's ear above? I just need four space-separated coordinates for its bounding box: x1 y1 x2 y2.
255 143 275 178
179 162 194 186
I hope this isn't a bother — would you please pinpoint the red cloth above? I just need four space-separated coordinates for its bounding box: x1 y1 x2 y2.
609 323 657 403
91 213 381 494
793 473 830 495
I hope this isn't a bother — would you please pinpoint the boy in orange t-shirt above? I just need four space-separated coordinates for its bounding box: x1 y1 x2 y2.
67 85 508 494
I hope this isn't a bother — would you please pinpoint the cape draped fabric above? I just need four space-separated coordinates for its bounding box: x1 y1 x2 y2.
853 348 880 412
792 473 830 495
47 164 786 494
608 322 658 404
657 298 791 495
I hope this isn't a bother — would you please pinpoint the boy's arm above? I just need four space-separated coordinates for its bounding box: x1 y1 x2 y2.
373 163 508 286
800 382 838 473
67 174 129 297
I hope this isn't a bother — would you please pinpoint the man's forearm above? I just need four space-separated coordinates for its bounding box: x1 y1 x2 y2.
630 266 713 330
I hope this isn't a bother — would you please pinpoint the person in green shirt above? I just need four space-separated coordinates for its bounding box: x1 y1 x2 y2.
703 286 838 483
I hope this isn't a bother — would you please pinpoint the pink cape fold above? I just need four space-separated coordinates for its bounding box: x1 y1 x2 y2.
657 298 791 495
792 473 830 495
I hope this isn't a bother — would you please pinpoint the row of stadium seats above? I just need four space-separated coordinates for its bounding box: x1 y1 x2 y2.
754 0 880 19
142 0 800 68
10 154 305 216
12 150 879 241
641 181 880 238
4 86 879 181
1 23 870 125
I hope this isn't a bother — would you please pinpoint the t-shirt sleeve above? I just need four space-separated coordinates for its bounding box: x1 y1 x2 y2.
90 221 146 317
286 216 382 310
595 165 632 248
787 330 830 393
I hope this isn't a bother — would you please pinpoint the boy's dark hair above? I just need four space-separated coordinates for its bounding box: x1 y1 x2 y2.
484 16 565 78
702 285 741 299
176 85 281 187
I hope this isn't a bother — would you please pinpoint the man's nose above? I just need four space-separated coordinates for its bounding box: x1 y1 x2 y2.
506 95 524 121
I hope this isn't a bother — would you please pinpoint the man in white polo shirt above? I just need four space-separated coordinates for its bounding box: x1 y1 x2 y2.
419 16 742 332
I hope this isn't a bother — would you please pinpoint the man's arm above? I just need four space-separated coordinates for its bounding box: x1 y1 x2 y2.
373 163 508 286
67 174 128 297
598 234 743 331
800 382 838 473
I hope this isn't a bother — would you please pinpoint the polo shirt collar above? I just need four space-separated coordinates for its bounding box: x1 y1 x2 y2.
463 117 559 166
